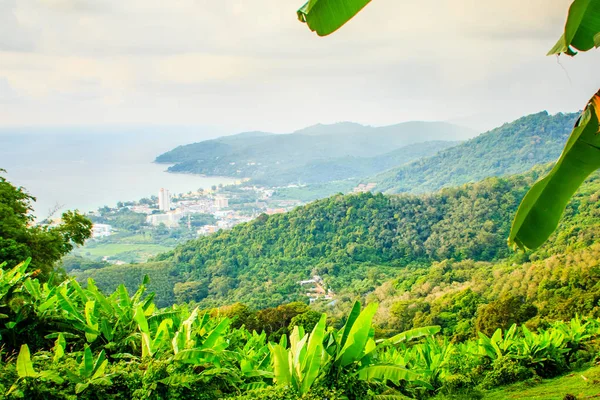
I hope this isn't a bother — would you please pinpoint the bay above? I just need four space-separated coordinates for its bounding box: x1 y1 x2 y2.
0 126 235 219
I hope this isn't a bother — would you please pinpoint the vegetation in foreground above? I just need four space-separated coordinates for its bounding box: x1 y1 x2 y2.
2 259 600 399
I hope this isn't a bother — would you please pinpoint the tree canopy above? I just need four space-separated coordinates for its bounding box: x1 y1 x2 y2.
0 170 93 279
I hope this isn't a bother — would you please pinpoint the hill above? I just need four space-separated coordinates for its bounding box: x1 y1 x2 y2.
251 140 457 186
73 166 600 315
155 121 473 185
373 111 578 194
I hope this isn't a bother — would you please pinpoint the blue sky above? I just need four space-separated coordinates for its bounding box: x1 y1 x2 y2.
1 0 599 133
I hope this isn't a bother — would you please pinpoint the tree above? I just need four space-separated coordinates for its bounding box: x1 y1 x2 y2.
0 170 92 279
475 295 537 336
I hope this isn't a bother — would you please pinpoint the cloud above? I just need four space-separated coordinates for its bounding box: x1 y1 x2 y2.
0 1 37 51
0 78 20 103
0 0 598 132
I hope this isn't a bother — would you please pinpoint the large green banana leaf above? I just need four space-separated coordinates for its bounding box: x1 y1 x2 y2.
297 0 371 36
549 0 600 56
336 302 377 367
509 92 600 250
300 314 327 394
16 344 36 378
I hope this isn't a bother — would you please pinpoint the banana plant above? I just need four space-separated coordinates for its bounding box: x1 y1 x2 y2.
6 344 64 396
133 305 173 359
519 326 569 364
233 330 273 385
477 324 520 361
66 345 113 394
553 315 593 350
1 260 34 330
409 337 454 389
173 316 231 366
269 313 328 395
328 302 435 391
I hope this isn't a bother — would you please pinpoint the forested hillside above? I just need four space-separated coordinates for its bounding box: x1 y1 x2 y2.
374 111 577 194
250 140 456 186
74 166 600 324
155 121 471 185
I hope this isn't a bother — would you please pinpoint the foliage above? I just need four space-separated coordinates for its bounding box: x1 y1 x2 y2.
80 166 600 313
297 0 372 36
549 0 600 56
474 296 538 336
0 170 93 279
0 268 443 399
510 92 600 250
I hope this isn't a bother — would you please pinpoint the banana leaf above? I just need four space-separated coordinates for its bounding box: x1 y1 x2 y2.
549 0 600 56
509 91 600 250
16 345 36 378
297 0 371 36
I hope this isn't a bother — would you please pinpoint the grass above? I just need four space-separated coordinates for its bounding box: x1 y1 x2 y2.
74 243 173 262
483 365 600 400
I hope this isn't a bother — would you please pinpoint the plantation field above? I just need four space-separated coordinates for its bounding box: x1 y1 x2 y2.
75 243 173 262
485 365 600 399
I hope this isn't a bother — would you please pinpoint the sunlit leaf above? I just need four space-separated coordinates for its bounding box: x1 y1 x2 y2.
16 345 37 378
509 91 600 250
297 0 371 36
549 0 600 55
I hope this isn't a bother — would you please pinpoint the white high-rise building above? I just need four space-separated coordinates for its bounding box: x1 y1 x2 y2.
158 188 171 211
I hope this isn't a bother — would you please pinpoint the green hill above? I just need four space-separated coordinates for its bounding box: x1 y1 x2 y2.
155 121 472 185
373 111 578 194
73 166 600 317
251 140 457 186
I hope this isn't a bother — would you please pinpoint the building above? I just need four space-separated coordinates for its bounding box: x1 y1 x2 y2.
353 183 377 193
214 196 229 209
266 208 286 215
158 188 171 211
146 211 183 228
197 225 220 236
91 224 112 238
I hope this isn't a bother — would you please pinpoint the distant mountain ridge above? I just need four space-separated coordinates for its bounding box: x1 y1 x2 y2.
371 111 578 194
156 121 474 186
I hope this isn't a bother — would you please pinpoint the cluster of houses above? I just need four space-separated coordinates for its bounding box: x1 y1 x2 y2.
90 185 306 240
299 275 335 304
353 182 377 193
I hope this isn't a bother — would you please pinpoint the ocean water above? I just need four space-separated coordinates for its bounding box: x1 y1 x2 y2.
0 127 234 219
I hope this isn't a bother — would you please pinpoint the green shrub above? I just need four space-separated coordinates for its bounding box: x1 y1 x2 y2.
480 358 533 389
224 386 346 400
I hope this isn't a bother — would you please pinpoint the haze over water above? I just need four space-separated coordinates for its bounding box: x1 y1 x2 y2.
0 127 234 219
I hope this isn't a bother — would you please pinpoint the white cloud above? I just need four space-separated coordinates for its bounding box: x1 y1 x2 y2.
0 0 598 132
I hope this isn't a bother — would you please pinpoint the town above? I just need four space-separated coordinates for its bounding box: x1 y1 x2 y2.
79 183 306 265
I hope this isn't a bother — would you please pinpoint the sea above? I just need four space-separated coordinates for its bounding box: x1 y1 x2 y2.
0 126 235 220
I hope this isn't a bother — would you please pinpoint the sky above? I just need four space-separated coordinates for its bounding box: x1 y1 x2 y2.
1 0 599 133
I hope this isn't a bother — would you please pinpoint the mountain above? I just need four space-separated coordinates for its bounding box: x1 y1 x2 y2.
73 166 600 311
155 121 474 185
251 140 457 186
372 111 578 194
